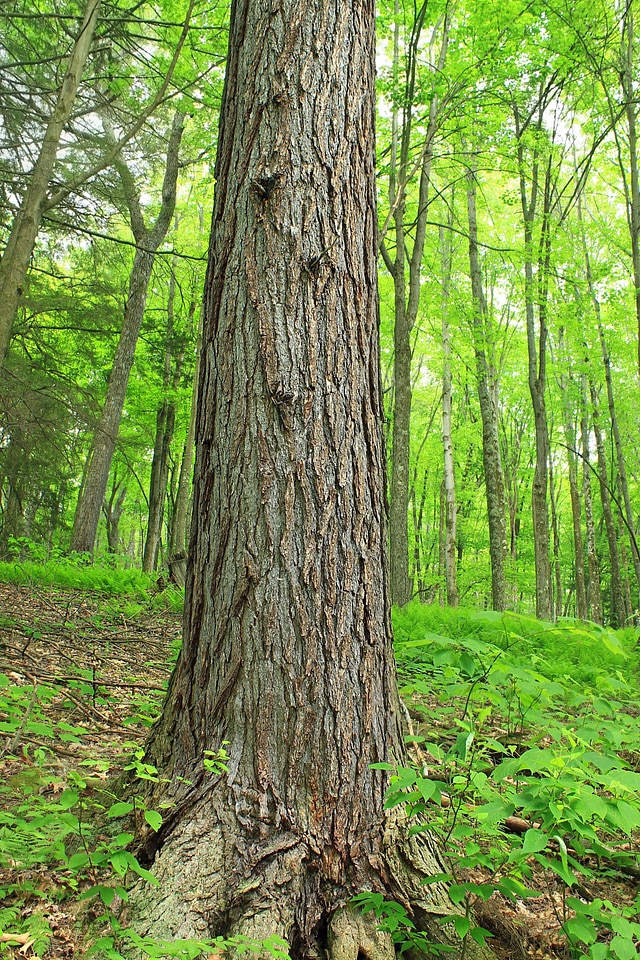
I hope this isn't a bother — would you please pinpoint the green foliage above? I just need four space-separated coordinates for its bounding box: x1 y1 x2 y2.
370 604 640 958
0 905 53 958
0 555 156 596
0 680 284 960
393 603 635 692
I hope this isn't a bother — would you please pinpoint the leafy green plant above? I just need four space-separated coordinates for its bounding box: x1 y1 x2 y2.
0 905 53 958
0 558 156 597
374 605 640 959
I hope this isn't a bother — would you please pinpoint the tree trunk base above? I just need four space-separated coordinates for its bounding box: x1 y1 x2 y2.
126 801 492 960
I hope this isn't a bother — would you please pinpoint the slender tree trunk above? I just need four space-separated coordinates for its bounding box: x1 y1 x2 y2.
170 254 204 559
103 479 127 554
517 125 553 620
383 6 452 607
169 366 198 559
501 411 523 565
143 269 185 573
70 111 185 555
548 446 563 619
589 380 626 627
582 238 640 611
0 436 28 550
563 406 588 620
129 0 483 953
619 5 640 375
466 165 506 611
440 222 458 607
580 378 603 623
0 0 101 364
557 328 588 619
143 404 174 573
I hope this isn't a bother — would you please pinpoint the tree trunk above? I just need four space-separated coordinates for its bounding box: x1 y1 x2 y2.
103 478 127 554
70 111 185 555
143 401 175 573
619 4 640 376
580 378 603 623
383 6 451 607
0 430 31 552
169 363 197 559
128 0 487 954
589 380 626 627
548 444 563 620
143 268 185 573
518 135 553 621
169 277 203 560
501 409 523 566
466 165 506 611
0 0 101 364
440 222 458 607
561 396 588 621
586 257 640 613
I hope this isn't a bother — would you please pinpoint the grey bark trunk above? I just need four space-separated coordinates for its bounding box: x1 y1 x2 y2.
589 380 627 627
169 361 197 559
103 479 127 554
127 0 490 955
584 243 640 612
558 370 588 620
466 166 506 611
70 111 185 555
619 6 640 375
517 130 553 621
143 268 184 573
440 222 458 607
169 266 204 560
384 8 451 607
548 448 563 619
580 378 603 623
0 0 101 365
143 401 176 573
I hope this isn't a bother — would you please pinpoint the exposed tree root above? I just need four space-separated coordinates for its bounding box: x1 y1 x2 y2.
327 906 394 960
126 801 493 960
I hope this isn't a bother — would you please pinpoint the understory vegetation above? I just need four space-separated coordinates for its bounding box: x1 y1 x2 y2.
0 565 638 959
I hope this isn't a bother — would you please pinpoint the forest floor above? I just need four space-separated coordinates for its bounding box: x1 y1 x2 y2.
0 580 637 960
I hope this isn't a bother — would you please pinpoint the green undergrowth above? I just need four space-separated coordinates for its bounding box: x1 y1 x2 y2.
1 587 639 958
370 602 640 958
393 602 636 691
0 558 153 597
0 555 184 613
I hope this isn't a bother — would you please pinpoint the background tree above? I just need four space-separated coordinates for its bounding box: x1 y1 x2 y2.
70 110 186 555
0 0 101 364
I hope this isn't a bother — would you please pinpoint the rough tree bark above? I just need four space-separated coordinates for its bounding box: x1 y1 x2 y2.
129 0 489 955
0 0 101 365
70 111 185 554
